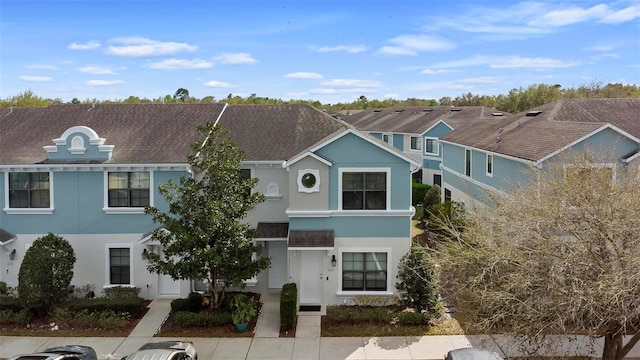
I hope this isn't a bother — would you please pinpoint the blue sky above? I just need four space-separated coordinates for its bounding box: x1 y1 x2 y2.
1 0 639 104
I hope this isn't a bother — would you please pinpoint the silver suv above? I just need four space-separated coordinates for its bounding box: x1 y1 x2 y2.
121 341 197 360
9 345 97 360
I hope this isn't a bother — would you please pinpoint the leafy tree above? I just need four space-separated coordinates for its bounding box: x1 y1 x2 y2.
145 123 270 310
422 184 441 210
495 83 564 113
18 233 76 314
437 151 640 360
425 201 466 242
174 88 190 102
396 245 439 314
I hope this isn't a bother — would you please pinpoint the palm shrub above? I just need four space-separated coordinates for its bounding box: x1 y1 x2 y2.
395 246 439 315
18 233 76 314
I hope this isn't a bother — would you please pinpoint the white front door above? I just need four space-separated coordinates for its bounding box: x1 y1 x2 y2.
268 241 288 289
158 249 180 296
300 251 324 304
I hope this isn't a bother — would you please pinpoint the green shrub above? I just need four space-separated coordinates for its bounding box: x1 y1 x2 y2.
280 283 297 331
98 310 127 329
187 292 204 312
412 180 431 206
15 309 35 325
351 295 389 307
422 184 441 212
73 309 98 327
52 308 73 322
397 311 425 325
18 233 76 314
369 307 396 322
68 296 145 317
0 296 22 312
171 298 191 313
172 311 232 327
396 246 440 315
0 281 7 296
103 286 141 298
0 310 15 324
330 307 364 324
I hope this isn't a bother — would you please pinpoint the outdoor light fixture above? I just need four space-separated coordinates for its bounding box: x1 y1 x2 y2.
141 248 149 260
9 249 16 260
331 254 337 267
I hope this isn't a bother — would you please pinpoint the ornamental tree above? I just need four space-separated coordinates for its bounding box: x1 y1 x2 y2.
18 232 76 314
437 151 640 360
145 122 270 310
396 245 439 315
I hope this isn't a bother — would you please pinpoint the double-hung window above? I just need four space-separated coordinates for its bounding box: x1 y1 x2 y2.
410 136 422 151
8 172 51 208
382 133 393 145
425 138 438 155
341 170 388 210
342 252 388 291
108 171 150 207
109 248 131 285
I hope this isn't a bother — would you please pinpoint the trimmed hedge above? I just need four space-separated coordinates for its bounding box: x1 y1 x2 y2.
103 286 141 298
172 310 232 327
171 292 205 313
68 296 145 317
0 296 22 312
280 283 297 331
397 311 425 325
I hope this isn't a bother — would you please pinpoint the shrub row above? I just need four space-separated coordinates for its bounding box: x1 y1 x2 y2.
172 310 232 327
0 309 35 325
171 292 204 313
328 306 426 325
280 283 297 331
0 297 22 312
68 296 145 317
103 286 141 298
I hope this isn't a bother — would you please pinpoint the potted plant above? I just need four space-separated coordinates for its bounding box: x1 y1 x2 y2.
231 293 256 332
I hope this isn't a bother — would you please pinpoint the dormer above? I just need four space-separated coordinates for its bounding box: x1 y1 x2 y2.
43 126 114 162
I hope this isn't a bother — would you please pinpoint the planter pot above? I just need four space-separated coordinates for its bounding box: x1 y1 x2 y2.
235 322 249 332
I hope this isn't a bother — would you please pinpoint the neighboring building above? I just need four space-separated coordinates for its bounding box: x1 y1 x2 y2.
439 98 640 207
0 103 419 308
341 106 507 186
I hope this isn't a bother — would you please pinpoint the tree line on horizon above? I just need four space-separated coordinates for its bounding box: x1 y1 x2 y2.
2 82 639 114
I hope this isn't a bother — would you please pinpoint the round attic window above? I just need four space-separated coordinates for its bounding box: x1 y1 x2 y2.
301 172 317 189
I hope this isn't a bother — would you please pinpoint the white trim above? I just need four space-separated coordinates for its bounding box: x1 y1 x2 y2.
424 137 439 156
243 160 287 166
536 123 640 165
103 170 154 214
338 247 392 294
297 169 321 193
486 153 494 177
283 151 332 168
0 238 16 246
289 246 334 251
105 243 134 286
439 138 535 166
441 164 501 193
409 135 422 151
464 148 472 177
0 163 189 172
284 129 421 171
286 209 414 217
382 132 393 146
420 119 454 136
338 167 391 211
3 171 55 215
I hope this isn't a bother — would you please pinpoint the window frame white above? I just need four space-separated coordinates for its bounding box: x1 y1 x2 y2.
382 133 393 146
410 136 422 151
337 247 393 296
486 153 494 177
103 171 153 214
4 171 55 215
104 243 134 287
465 148 472 177
424 137 439 156
338 167 391 212
297 169 320 193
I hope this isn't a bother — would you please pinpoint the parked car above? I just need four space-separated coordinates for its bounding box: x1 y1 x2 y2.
121 341 197 360
445 348 504 360
10 345 98 360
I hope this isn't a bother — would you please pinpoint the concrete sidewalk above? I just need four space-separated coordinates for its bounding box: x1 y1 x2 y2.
2 297 640 360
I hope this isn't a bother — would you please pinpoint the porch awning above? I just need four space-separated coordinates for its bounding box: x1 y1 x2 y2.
288 230 334 250
256 222 289 239
0 229 16 246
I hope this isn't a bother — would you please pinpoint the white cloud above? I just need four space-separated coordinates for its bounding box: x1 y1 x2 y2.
421 69 452 75
106 37 197 57
204 80 231 88
309 87 377 94
585 45 615 52
148 59 213 70
600 4 640 23
86 80 124 86
537 4 609 26
377 34 455 56
321 79 382 88
20 76 52 82
25 65 60 70
79 65 116 74
491 56 580 69
214 53 257 65
383 93 399 99
459 76 498 84
68 40 101 50
314 45 368 53
284 72 323 79
431 55 494 69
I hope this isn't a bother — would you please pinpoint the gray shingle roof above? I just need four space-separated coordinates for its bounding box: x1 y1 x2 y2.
341 106 508 134
440 98 640 161
0 104 350 165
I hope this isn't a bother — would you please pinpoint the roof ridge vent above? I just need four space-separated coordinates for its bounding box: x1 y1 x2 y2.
492 112 503 116
526 110 542 117
373 109 383 113
394 109 404 113
422 108 433 112
451 108 462 112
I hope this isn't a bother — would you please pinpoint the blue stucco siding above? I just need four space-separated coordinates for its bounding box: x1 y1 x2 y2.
369 132 382 140
315 132 413 211
0 169 188 235
290 216 411 238
423 158 441 170
393 134 404 151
